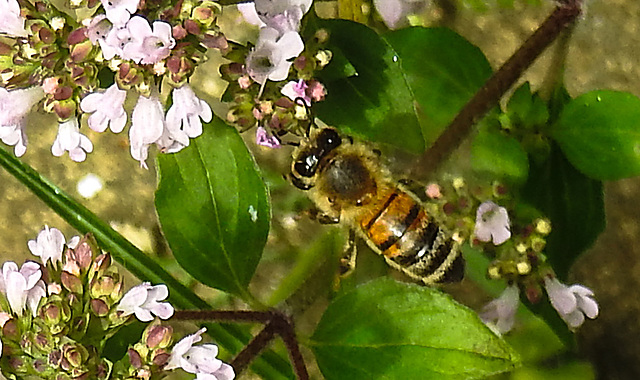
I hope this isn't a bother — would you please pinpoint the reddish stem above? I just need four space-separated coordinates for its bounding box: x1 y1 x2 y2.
414 0 583 176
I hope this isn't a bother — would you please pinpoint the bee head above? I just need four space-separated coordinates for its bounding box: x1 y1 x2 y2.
290 128 343 189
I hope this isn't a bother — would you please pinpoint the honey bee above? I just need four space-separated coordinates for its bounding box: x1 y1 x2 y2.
290 126 464 285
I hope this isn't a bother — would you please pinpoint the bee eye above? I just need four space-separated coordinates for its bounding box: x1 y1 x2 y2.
318 129 341 150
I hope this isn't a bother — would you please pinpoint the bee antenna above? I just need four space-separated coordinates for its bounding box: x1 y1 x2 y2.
293 97 314 137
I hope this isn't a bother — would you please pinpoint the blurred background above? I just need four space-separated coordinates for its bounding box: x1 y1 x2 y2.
0 0 637 378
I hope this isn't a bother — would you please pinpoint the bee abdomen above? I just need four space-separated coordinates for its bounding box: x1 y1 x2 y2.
360 188 464 284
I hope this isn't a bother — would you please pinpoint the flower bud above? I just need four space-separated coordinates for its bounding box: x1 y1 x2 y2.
525 283 542 304
34 332 50 352
52 98 76 120
96 359 110 380
68 242 92 273
67 28 88 45
90 276 115 298
3 319 19 340
535 218 552 235
62 343 88 369
516 260 531 275
144 324 173 349
61 271 83 294
88 253 112 282
128 348 143 369
70 40 92 62
90 299 109 317
202 33 229 53
8 356 25 372
152 350 170 366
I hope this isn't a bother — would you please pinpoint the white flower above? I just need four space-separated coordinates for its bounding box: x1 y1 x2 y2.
80 83 128 133
86 15 113 45
122 17 175 64
0 86 42 123
0 123 27 157
0 86 44 156
101 0 139 26
281 79 310 106
27 226 66 267
165 84 212 147
117 282 174 322
130 93 164 168
245 27 304 84
474 201 511 245
480 285 520 335
155 124 187 154
256 126 281 148
544 277 598 330
166 328 235 380
0 0 27 37
100 24 130 59
373 0 427 29
0 261 46 317
51 118 94 162
239 0 312 35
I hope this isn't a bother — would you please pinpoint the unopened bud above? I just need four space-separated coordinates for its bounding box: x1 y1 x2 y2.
92 253 112 274
487 263 501 280
73 237 95 269
525 285 541 304
91 276 115 298
90 299 109 316
425 183 441 199
34 333 49 351
63 343 88 368
516 260 531 275
61 271 83 294
145 324 173 349
48 282 62 295
515 243 528 254
3 319 19 339
535 218 552 235
42 303 62 323
315 28 329 44
128 348 143 369
452 177 465 191
315 50 331 67
530 236 546 252
152 351 170 366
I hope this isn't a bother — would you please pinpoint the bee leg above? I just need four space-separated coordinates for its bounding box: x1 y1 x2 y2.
338 229 358 278
398 178 428 202
308 207 341 224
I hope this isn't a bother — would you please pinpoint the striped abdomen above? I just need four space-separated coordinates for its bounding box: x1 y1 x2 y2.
358 187 464 284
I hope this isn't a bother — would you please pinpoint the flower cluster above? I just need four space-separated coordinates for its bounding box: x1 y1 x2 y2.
421 178 599 332
481 277 599 335
0 226 234 379
223 0 329 148
0 0 223 166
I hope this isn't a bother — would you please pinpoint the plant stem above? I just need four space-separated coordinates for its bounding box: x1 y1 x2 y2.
414 0 583 177
173 310 310 379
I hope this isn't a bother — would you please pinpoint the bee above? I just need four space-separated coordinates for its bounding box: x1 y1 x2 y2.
290 126 464 285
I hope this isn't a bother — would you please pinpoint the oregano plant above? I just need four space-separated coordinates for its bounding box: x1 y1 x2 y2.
0 0 631 378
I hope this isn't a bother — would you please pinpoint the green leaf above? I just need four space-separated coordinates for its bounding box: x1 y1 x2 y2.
0 145 292 379
551 90 640 180
156 116 270 298
309 20 491 153
471 115 529 184
522 143 605 280
309 278 520 379
384 27 492 146
505 82 549 130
